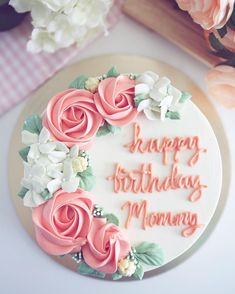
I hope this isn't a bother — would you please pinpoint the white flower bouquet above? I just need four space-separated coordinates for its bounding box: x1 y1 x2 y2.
9 0 113 53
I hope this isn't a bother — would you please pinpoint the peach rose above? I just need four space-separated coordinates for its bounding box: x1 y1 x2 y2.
94 75 137 126
43 89 104 148
206 65 235 108
82 218 131 273
32 189 93 255
176 0 235 29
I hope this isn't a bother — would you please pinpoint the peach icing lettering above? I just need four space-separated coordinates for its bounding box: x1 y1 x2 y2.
107 163 207 202
123 123 207 166
121 200 202 237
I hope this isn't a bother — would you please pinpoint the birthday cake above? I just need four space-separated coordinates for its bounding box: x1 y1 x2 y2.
18 67 222 280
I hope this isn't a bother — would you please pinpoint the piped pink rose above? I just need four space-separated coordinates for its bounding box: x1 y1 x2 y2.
32 188 93 255
176 0 235 30
43 89 104 149
82 218 131 273
94 75 137 126
206 65 235 108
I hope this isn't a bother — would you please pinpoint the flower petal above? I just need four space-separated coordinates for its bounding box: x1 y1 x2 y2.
70 144 79 158
62 177 80 193
39 142 57 154
22 130 38 145
160 105 168 121
23 191 36 208
47 178 61 194
136 73 157 88
143 108 159 120
63 160 74 181
56 142 69 153
39 127 50 144
159 95 173 107
135 83 150 96
48 151 67 163
27 144 40 162
137 99 151 112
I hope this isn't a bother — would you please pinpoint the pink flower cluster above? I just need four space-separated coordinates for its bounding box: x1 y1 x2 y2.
43 75 137 149
32 189 131 274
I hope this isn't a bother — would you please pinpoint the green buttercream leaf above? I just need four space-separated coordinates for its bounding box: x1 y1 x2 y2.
40 189 52 200
112 272 123 280
96 122 121 137
78 166 95 191
78 262 106 278
179 91 192 103
134 94 146 107
23 115 42 134
134 242 164 266
69 75 88 89
96 124 110 137
105 213 119 225
18 186 29 199
19 146 30 162
165 111 180 120
107 124 121 135
106 66 119 78
132 264 144 280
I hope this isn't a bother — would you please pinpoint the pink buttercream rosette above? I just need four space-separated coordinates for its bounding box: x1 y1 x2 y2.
32 188 94 255
43 89 104 149
94 75 137 126
83 218 131 273
43 75 137 149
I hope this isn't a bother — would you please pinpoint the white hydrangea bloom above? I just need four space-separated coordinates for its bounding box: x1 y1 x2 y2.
10 0 113 53
135 71 182 121
21 127 84 207
118 258 136 277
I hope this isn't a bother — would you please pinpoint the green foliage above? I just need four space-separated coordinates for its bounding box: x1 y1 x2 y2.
165 111 180 120
23 115 42 134
18 146 30 162
17 186 29 199
78 166 95 191
40 189 52 200
96 122 121 137
69 75 88 89
112 272 123 280
134 242 164 266
78 262 106 278
105 213 119 226
134 94 146 107
106 66 119 78
132 264 144 280
179 91 192 103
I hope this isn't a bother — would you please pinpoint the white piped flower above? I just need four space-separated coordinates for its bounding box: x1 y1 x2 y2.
118 258 136 277
135 71 182 121
10 0 113 53
21 127 84 207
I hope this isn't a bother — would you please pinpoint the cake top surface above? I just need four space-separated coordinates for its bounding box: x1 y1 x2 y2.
17 67 222 280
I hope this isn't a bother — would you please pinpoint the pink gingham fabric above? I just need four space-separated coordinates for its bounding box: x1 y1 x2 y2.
0 1 124 117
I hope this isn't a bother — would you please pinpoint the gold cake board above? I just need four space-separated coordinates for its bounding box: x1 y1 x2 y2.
8 55 231 280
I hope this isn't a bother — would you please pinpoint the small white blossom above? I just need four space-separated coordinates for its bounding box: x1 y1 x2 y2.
135 71 182 121
10 0 113 53
21 127 85 207
118 258 136 277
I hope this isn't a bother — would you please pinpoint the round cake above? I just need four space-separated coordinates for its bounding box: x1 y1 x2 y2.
18 67 222 280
